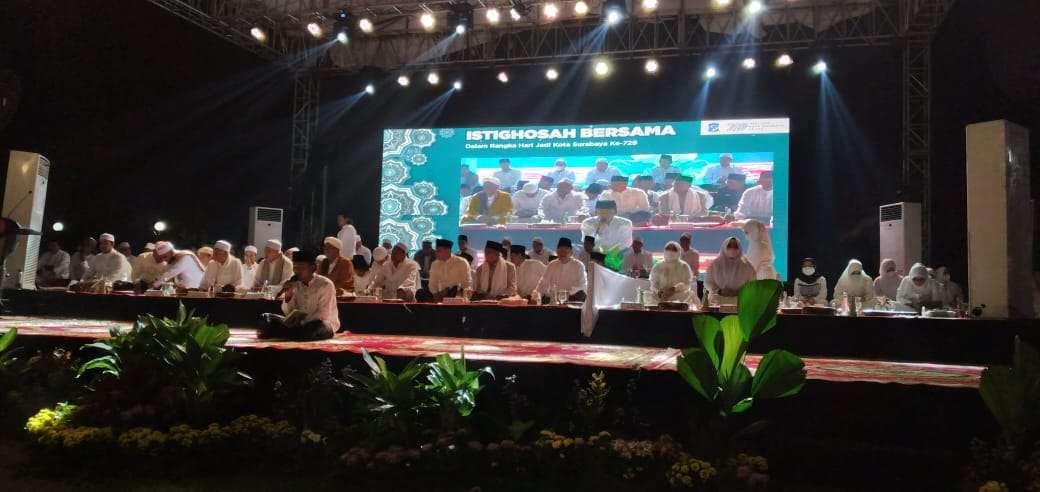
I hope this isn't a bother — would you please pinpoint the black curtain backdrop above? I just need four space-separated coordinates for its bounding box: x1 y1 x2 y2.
1 0 1037 286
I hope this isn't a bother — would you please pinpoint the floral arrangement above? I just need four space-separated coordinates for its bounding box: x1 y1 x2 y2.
666 455 718 489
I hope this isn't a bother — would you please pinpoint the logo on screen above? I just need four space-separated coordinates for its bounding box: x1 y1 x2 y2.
707 122 720 133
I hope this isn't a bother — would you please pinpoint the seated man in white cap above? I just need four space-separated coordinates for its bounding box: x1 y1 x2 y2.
259 250 338 341
152 241 205 289
428 238 472 301
462 176 513 225
621 237 653 278
255 239 294 290
355 238 372 265
374 243 420 301
37 240 71 285
600 175 652 223
117 242 136 265
579 200 634 252
318 236 355 295
539 179 583 223
471 240 517 300
132 244 169 285
241 245 259 290
81 233 132 284
196 246 214 268
199 240 243 291
512 182 548 220
509 244 546 301
528 237 552 265
536 237 588 303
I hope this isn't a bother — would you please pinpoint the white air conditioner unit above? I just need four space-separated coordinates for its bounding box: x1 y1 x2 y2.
248 206 283 250
2 151 49 289
879 202 921 275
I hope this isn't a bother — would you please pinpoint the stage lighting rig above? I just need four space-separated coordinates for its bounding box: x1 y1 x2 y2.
775 53 794 67
365 84 375 95
359 18 374 33
644 59 659 74
486 8 501 24
602 0 626 25
574 1 589 16
812 60 828 74
420 12 436 30
508 1 528 21
545 68 559 80
448 2 475 34
249 27 267 42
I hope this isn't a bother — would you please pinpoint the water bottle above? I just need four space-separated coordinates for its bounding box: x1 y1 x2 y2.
841 292 849 316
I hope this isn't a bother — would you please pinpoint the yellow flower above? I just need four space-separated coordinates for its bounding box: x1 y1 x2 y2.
598 431 611 438
563 438 574 447
978 482 1009 492
551 440 562 449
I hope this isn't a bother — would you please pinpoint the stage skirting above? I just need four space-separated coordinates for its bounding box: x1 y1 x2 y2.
0 316 983 389
4 290 1034 365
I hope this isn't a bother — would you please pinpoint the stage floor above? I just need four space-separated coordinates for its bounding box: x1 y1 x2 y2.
0 316 984 389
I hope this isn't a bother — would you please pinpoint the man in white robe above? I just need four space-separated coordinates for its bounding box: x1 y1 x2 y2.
375 243 420 301
512 182 549 219
528 237 552 265
355 238 372 265
132 249 168 285
258 250 338 341
471 240 517 300
153 242 205 289
199 240 243 291
621 237 653 278
82 233 132 283
336 213 358 259
197 247 213 269
633 175 660 213
428 238 472 300
660 175 711 217
539 179 583 223
702 153 744 185
70 237 96 282
678 233 701 277
580 200 633 251
510 244 546 300
493 158 522 191
536 237 588 302
241 245 259 290
584 158 622 187
117 242 136 266
255 239 294 290
649 241 698 305
735 171 774 221
600 175 651 221
37 240 70 284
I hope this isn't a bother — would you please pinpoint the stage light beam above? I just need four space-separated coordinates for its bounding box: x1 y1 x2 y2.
704 66 718 79
606 10 622 25
306 22 323 37
644 59 659 74
427 72 440 85
365 84 375 95
546 68 559 80
775 53 794 67
455 24 466 34
420 12 435 30
486 8 501 24
397 75 411 86
359 18 374 33
574 1 589 15
745 0 764 15
812 60 828 74
497 71 509 83
52 222 64 232
543 3 559 19
594 59 611 77
642 0 659 12
453 80 463 91
250 27 267 42
336 32 348 44
742 57 756 69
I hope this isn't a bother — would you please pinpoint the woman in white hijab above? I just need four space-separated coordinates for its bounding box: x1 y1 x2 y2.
896 263 937 309
704 237 758 305
792 257 827 306
741 219 778 280
649 241 700 306
933 266 964 307
873 258 902 300
832 259 876 307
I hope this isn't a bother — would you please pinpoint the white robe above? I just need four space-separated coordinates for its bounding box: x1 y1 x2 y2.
659 189 712 217
83 251 132 283
742 220 778 280
70 252 92 282
528 248 552 265
241 262 259 290
200 256 244 290
337 224 358 259
515 259 546 297
580 216 634 251
512 189 549 217
38 250 71 281
649 259 699 305
132 252 168 283
376 258 420 299
896 265 937 309
621 250 653 276
833 262 876 307
472 259 517 298
428 256 473 293
256 255 294 288
159 252 205 289
536 258 587 295
353 270 376 294
735 185 773 220
282 274 340 332
600 188 651 215
540 191 584 223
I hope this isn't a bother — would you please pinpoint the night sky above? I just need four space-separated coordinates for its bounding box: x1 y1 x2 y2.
1 0 1038 282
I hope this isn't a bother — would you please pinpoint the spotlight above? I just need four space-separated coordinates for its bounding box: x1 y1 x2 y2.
775 53 794 67
449 2 475 34
812 60 828 74
52 222 64 232
642 0 659 12
334 9 350 22
606 10 622 25
365 84 375 95
427 72 440 85
712 0 732 7
249 27 267 42
594 59 611 77
543 3 558 19
453 80 463 91
486 8 501 24
546 68 559 80
336 32 349 44
420 12 435 30
742 57 756 69
397 75 411 86
574 1 589 15
603 0 626 23
497 71 509 83
456 24 466 34
644 58 659 74
153 221 167 232
509 8 522 21
359 18 374 33
745 0 764 15
306 22 323 37
704 66 718 79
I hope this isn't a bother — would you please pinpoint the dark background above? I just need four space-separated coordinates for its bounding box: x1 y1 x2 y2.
1 0 1038 285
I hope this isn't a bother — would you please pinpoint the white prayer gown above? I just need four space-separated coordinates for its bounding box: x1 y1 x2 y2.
833 260 877 307
742 219 778 280
516 259 547 297
649 258 699 305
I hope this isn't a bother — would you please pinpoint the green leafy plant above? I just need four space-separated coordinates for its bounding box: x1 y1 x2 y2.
345 349 429 436
676 279 806 417
980 337 1040 445
0 328 18 369
425 348 493 427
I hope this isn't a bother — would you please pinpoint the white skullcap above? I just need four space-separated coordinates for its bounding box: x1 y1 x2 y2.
522 182 538 193
214 240 231 252
144 243 156 250
482 176 500 185
557 178 573 184
324 236 343 250
372 246 388 261
532 237 543 243
155 242 174 255
197 246 213 256
244 245 258 254
393 242 408 252
286 247 299 254
117 242 130 249
99 233 115 243
265 239 282 250
355 236 362 245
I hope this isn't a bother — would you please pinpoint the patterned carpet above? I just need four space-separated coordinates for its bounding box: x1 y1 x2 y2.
0 316 984 389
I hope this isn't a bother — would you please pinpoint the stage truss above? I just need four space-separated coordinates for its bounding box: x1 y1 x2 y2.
146 0 954 250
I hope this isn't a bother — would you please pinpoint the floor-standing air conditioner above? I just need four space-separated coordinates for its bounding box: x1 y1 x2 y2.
248 206 283 250
879 202 921 275
2 151 49 289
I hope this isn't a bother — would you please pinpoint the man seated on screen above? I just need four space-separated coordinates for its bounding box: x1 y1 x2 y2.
547 159 576 186
374 243 420 301
152 242 205 290
509 244 546 301
734 170 774 221
702 153 744 186
471 240 518 300
584 158 621 187
318 236 355 295
650 154 677 188
580 200 634 252
600 175 652 223
582 182 605 214
462 177 513 225
198 240 243 291
428 239 472 300
660 175 711 218
255 239 294 290
633 175 660 212
537 175 554 192
621 237 653 278
493 158 522 191
528 237 552 265
539 179 584 223
537 237 588 303
461 164 478 189
512 182 548 220
711 173 747 214
258 250 338 341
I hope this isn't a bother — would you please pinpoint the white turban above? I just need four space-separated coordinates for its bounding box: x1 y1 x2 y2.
214 240 231 252
117 242 130 249
324 236 343 250
155 242 174 255
197 246 213 256
372 246 388 262
482 176 500 186
99 233 115 243
286 247 299 254
244 245 258 254
522 182 538 194
144 242 156 251
265 239 282 251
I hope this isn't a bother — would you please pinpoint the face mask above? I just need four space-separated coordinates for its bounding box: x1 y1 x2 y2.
555 165 565 171
802 267 815 276
663 250 679 261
